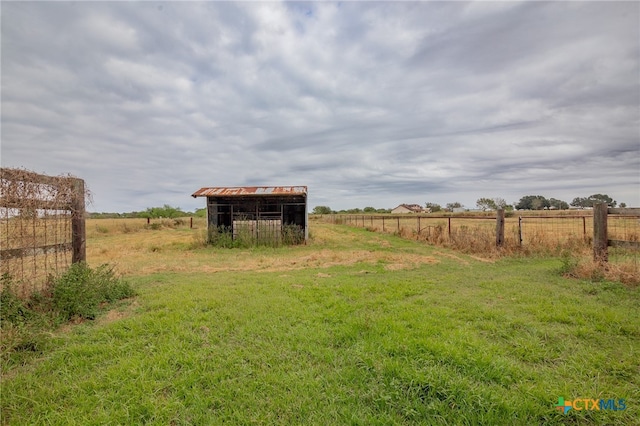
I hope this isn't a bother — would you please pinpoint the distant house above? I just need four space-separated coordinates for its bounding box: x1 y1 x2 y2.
391 204 425 214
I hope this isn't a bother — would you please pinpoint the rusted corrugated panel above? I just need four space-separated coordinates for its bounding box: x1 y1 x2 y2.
192 186 307 197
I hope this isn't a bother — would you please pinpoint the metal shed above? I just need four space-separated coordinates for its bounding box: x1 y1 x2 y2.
191 186 308 244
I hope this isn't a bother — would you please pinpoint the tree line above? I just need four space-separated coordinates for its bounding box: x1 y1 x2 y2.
88 193 625 218
88 205 205 219
312 193 625 215
514 193 621 210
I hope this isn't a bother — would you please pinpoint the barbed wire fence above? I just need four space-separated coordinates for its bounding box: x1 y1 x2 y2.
0 168 87 297
325 208 639 276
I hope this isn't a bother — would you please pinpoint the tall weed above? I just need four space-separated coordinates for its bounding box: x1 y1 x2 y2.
1 264 135 370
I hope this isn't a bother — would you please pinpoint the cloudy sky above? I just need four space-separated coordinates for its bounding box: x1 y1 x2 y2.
2 1 639 212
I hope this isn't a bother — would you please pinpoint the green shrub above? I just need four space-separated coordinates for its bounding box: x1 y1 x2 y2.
1 266 134 370
52 263 135 320
1 274 30 325
207 226 237 248
52 262 97 319
1 276 50 366
93 264 136 302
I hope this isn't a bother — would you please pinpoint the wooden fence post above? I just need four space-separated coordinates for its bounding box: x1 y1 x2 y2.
518 216 523 246
593 203 608 263
71 178 86 263
496 209 505 247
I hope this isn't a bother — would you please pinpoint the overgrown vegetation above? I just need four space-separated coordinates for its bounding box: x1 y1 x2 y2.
560 249 639 287
1 263 134 369
206 224 305 248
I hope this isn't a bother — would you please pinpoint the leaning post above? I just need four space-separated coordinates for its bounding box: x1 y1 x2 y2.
593 203 608 263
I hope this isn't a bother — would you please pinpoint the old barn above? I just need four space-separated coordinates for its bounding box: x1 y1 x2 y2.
191 186 308 244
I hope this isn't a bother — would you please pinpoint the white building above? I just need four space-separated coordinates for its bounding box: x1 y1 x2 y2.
391 204 426 214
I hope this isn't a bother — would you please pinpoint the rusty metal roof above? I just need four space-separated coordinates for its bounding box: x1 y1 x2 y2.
192 186 307 198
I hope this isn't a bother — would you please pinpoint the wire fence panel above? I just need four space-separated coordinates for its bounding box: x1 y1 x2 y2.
333 214 511 253
608 215 640 242
1 213 73 297
607 214 640 275
0 168 85 297
519 215 591 248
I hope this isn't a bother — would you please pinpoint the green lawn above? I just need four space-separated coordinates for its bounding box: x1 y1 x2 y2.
1 224 638 425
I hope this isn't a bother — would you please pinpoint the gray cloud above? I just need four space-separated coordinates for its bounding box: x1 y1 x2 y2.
2 1 638 212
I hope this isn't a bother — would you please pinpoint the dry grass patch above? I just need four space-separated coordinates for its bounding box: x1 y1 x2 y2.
86 221 442 276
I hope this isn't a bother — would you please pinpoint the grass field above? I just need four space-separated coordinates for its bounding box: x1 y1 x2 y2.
1 219 639 424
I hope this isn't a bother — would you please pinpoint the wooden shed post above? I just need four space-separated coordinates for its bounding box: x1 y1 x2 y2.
304 193 309 242
593 203 608 263
495 209 505 247
71 178 86 263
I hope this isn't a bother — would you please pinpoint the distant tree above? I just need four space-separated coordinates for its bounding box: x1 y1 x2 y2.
425 202 442 212
312 206 333 214
445 202 463 212
493 197 508 209
570 197 588 208
571 194 616 208
620 202 627 208
363 206 377 213
531 198 545 210
548 198 569 210
194 208 207 218
140 204 184 219
516 195 549 210
337 208 364 214
588 194 616 207
476 198 498 211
